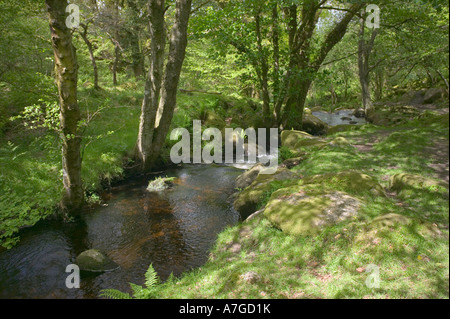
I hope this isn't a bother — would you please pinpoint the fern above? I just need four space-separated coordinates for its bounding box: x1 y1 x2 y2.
99 264 159 299
99 289 132 299
144 264 158 289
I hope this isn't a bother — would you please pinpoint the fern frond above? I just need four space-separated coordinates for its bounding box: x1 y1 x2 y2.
144 264 159 289
99 288 132 299
129 283 144 297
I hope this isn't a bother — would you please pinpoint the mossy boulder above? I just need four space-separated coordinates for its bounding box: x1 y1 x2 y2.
327 124 359 135
304 107 312 115
371 213 412 227
302 171 386 197
301 114 330 135
281 130 313 150
147 177 176 192
281 156 307 169
264 188 361 236
233 168 301 220
329 136 351 147
235 163 265 189
423 88 445 104
389 173 449 196
370 213 442 238
75 249 119 273
293 138 329 150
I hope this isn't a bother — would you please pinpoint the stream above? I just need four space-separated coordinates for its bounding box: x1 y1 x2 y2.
0 110 364 299
0 164 242 298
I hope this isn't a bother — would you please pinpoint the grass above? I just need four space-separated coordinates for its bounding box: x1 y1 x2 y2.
0 84 143 248
0 85 260 248
116 112 449 299
1 81 448 298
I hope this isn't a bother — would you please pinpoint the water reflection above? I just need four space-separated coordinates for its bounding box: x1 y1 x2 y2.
0 164 241 298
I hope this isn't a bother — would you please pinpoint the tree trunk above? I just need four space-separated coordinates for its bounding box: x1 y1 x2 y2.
358 16 378 115
79 23 100 90
136 0 192 171
46 0 84 216
281 2 363 130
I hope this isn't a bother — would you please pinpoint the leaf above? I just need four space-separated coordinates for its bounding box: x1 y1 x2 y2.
144 263 159 289
99 289 132 299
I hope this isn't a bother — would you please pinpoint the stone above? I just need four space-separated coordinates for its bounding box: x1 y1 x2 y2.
281 130 313 150
233 168 301 220
147 176 176 192
293 138 329 150
235 163 265 189
389 173 449 195
302 171 386 197
304 107 312 115
240 271 261 284
352 108 366 118
301 114 330 135
264 189 361 236
423 88 445 104
327 124 359 135
281 156 306 169
371 213 412 227
329 137 351 147
75 249 119 273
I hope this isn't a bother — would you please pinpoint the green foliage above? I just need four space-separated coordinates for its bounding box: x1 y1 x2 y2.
278 146 298 164
100 264 160 299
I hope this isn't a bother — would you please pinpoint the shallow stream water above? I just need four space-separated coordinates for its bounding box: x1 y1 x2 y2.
0 110 362 298
0 164 241 298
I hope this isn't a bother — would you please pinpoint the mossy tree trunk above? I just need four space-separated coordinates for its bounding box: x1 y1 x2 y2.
358 16 378 116
136 0 192 171
46 0 84 216
277 2 364 130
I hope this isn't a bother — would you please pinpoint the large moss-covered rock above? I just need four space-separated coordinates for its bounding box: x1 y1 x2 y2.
327 124 360 135
329 136 351 147
371 213 412 227
75 249 119 273
281 130 313 150
233 168 300 220
235 163 265 189
302 171 386 197
302 114 330 135
389 173 448 196
264 188 361 236
423 88 445 104
293 138 329 150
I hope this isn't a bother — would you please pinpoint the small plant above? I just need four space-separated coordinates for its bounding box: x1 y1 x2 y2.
278 146 298 163
147 176 176 192
100 263 159 299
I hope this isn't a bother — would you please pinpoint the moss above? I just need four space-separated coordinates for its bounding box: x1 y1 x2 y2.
329 136 351 147
294 138 329 150
280 130 313 150
233 168 301 219
75 249 119 272
327 124 360 135
302 171 386 197
389 173 449 195
264 189 361 236
147 176 176 192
